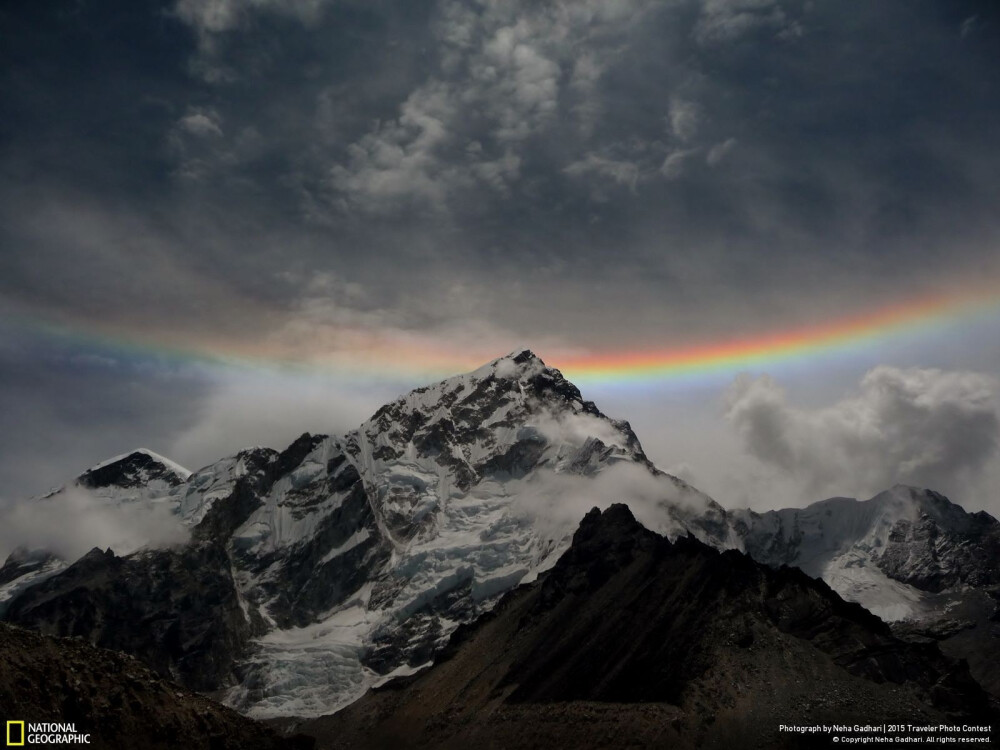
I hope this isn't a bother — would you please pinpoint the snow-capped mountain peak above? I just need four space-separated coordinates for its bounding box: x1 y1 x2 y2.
78 448 191 489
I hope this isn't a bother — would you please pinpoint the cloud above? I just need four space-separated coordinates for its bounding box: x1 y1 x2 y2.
564 153 640 193
177 109 224 138
173 0 334 80
4 0 1000 508
706 137 737 165
724 366 1000 501
0 325 212 501
694 0 799 45
509 461 708 544
178 0 334 32
668 98 700 143
0 488 189 563
168 370 397 471
660 148 696 179
960 15 979 39
328 81 467 212
324 0 655 213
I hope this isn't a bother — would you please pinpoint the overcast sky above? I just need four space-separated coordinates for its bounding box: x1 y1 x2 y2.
2 0 999 514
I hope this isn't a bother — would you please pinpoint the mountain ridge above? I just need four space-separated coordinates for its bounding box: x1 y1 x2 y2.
2 350 998 720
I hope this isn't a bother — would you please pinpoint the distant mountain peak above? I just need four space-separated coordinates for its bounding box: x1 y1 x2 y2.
77 449 190 489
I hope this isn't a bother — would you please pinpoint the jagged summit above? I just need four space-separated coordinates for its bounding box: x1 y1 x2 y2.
78 448 191 489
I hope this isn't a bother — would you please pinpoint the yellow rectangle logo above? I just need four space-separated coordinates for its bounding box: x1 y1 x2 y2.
6 721 25 747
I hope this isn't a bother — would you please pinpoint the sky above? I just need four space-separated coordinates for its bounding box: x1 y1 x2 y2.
1 0 999 514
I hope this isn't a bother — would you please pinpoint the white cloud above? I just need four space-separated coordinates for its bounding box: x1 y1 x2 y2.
168 371 392 472
960 15 979 40
329 81 466 212
660 148 695 179
509 461 707 543
0 488 189 563
724 366 1000 502
173 0 332 81
174 0 330 34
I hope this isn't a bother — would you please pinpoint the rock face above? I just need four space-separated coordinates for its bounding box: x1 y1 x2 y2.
5 544 257 691
78 449 190 490
0 623 312 750
0 548 63 616
303 506 996 750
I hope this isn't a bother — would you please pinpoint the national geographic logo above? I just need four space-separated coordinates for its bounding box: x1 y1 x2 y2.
6 722 90 746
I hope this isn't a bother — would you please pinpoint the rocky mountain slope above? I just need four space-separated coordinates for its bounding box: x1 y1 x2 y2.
0 622 312 750
303 505 996 749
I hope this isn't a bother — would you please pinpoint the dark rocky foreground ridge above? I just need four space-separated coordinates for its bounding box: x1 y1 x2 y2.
303 505 997 749
0 623 314 750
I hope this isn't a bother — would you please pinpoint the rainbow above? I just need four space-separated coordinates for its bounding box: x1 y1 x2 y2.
559 285 1000 386
16 282 1000 387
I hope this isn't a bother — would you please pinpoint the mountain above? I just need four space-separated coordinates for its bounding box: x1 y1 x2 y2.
302 505 996 749
732 485 1000 620
0 622 313 750
2 350 729 719
732 485 1000 697
0 447 193 615
78 447 191 491
3 350 998 724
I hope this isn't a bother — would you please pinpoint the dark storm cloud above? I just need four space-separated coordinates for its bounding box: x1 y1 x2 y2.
4 0 999 341
1 0 999 498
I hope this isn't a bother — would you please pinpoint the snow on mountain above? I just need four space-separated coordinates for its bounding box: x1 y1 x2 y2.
732 485 1000 622
84 448 191 483
214 350 727 718
0 549 65 617
68 447 191 518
